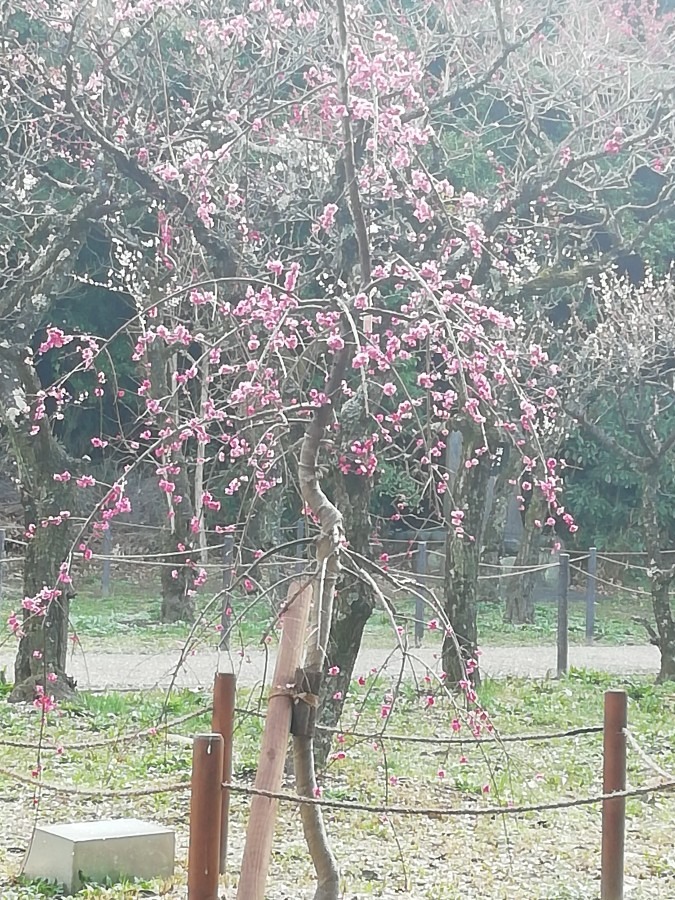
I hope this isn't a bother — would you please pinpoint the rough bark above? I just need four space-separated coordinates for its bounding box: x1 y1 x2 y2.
159 454 196 624
641 473 675 682
314 470 373 769
0 351 77 701
442 431 491 686
503 491 547 625
145 342 197 623
294 385 343 899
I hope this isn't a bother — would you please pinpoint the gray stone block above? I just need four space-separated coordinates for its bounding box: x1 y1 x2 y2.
23 818 175 893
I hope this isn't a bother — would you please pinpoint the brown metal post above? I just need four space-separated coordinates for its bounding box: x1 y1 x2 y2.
187 733 224 900
601 690 627 900
212 673 236 876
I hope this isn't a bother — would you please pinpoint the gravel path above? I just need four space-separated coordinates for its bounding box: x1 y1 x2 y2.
0 643 660 690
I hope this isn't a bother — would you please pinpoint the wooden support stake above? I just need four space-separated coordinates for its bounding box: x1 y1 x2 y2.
236 581 312 900
586 547 597 645
187 733 224 900
212 673 236 876
0 527 5 601
601 689 627 900
556 552 569 677
220 534 234 650
295 518 305 575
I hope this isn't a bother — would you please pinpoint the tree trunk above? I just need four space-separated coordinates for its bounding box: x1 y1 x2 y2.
0 350 77 702
503 491 547 625
146 343 197 623
159 458 196 623
641 473 675 682
314 471 373 769
12 488 75 701
442 430 490 686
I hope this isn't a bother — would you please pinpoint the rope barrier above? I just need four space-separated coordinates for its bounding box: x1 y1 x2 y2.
0 704 601 752
0 708 207 751
624 729 675 782
596 555 650 573
0 766 190 799
568 564 652 597
234 706 603 745
219 778 675 817
315 723 604 745
1 767 672 817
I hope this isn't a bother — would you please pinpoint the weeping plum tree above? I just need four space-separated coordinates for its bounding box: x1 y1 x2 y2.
3 0 673 687
561 273 675 682
3 0 674 890
1 0 555 890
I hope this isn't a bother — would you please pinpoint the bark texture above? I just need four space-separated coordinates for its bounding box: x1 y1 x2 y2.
442 431 491 685
0 350 76 701
314 470 373 769
642 473 675 682
503 492 547 625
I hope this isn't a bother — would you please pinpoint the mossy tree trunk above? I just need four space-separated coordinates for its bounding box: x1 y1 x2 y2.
0 350 77 701
442 429 491 686
642 472 675 682
314 469 373 769
145 341 197 623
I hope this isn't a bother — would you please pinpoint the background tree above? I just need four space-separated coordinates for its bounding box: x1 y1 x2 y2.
561 272 675 681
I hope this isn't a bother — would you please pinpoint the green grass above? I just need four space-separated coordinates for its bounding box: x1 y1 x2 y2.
361 592 653 648
0 558 657 655
1 673 673 898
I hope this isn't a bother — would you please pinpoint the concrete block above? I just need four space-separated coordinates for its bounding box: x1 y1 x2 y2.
23 818 175 893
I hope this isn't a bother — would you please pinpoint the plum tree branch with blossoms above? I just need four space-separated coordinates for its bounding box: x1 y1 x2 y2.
1 0 675 891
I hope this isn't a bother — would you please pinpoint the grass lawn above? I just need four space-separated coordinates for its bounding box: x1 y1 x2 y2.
0 567 656 661
0 670 673 898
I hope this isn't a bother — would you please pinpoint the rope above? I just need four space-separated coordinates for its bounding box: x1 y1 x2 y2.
0 767 190 798
220 778 675 817
568 564 652 597
315 724 604 745
624 729 675 782
2 767 673 816
596 555 650 573
0 712 602 752
0 709 207 751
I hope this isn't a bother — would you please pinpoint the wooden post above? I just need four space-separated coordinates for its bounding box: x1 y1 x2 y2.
236 581 312 900
294 518 305 575
586 547 597 645
0 527 5 601
220 535 234 650
101 526 112 599
414 541 428 648
212 673 236 876
187 733 224 900
556 552 569 677
601 690 627 900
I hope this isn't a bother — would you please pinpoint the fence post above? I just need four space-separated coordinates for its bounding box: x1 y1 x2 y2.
556 552 569 677
414 541 428 648
601 690 627 900
220 534 234 650
101 527 112 599
187 733 224 900
294 518 305 575
586 547 597 645
212 673 236 876
0 527 5 601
